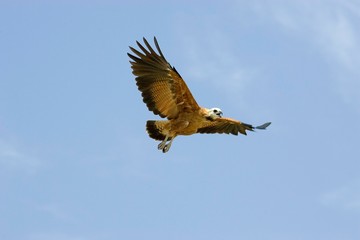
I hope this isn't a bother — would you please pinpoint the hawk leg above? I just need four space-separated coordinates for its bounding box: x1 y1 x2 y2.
158 135 169 151
162 137 175 153
157 135 175 153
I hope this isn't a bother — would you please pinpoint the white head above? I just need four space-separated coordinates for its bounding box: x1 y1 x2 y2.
206 107 223 120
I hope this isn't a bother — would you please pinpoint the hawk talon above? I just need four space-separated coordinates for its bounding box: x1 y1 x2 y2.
158 141 166 150
158 136 169 150
162 138 174 153
162 146 169 153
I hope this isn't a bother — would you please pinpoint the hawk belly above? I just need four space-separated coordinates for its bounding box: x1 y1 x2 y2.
146 112 207 140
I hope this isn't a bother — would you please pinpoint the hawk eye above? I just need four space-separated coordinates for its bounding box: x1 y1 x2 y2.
214 109 218 113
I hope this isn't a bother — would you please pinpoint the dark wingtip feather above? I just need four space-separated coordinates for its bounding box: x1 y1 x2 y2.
242 123 254 132
255 122 271 130
153 36 166 60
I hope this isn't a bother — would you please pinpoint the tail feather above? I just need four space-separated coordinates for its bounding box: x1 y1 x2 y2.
146 120 170 141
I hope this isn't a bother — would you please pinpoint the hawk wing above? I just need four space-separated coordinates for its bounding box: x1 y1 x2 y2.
128 37 200 119
197 117 271 135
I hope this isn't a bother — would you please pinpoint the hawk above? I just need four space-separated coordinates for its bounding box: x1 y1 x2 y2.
128 37 271 153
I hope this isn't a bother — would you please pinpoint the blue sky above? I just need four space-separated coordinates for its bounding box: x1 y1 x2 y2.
1 1 360 239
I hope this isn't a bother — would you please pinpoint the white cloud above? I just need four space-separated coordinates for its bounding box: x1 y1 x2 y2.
270 1 359 67
27 233 86 240
320 180 360 211
0 139 41 174
172 17 256 105
172 1 360 106
37 203 75 223
257 0 360 104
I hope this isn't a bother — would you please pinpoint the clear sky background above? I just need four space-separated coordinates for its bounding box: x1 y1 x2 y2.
1 1 360 239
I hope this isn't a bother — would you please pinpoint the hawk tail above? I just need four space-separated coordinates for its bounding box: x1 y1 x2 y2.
146 120 170 141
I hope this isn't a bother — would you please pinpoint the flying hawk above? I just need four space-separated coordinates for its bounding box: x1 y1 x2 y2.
128 37 271 153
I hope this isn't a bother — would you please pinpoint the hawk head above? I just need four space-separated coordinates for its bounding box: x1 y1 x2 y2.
206 108 223 120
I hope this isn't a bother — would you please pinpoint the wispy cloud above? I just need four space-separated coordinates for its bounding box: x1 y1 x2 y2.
27 233 86 240
0 139 41 174
255 0 360 105
172 1 360 106
172 18 257 105
37 203 76 223
268 1 359 67
320 180 360 211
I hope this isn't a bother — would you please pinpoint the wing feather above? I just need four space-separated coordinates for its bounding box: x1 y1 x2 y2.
198 118 271 135
197 117 255 136
128 37 199 119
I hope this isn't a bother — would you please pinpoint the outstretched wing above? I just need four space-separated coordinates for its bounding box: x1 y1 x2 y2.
197 117 271 136
128 37 200 119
